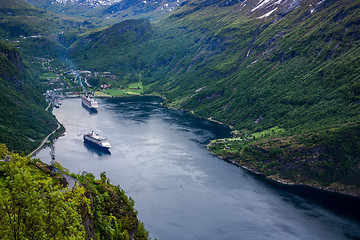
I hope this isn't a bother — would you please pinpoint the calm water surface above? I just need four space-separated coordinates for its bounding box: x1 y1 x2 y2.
36 97 360 240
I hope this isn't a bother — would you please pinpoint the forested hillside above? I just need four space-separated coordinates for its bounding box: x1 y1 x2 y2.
0 0 86 38
0 0 359 238
0 39 57 153
0 2 151 236
0 0 94 154
1 0 360 193
0 144 149 239
69 0 360 193
70 0 360 132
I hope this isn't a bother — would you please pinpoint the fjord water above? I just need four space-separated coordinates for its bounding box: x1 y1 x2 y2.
36 97 360 239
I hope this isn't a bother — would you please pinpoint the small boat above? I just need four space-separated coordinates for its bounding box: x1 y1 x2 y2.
53 101 60 108
83 131 111 150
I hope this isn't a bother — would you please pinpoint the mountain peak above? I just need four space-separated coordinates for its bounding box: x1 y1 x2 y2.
51 0 122 7
25 0 187 22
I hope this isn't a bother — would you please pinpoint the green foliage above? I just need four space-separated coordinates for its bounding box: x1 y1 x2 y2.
209 123 360 194
0 148 149 239
100 82 144 97
77 171 150 240
250 126 285 139
39 72 58 79
2 0 360 198
69 19 154 75
0 0 90 39
0 155 88 239
69 0 360 136
0 39 58 154
66 0 360 194
19 37 67 59
0 143 9 159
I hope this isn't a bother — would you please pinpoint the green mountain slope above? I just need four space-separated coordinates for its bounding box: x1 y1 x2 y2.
69 0 360 194
0 39 57 154
25 0 187 25
160 0 360 133
70 19 153 75
70 0 360 132
0 0 86 38
0 0 84 154
0 0 94 66
0 146 149 239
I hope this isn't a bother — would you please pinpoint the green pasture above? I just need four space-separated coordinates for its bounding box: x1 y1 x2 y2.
100 82 144 97
39 72 58 79
251 126 285 139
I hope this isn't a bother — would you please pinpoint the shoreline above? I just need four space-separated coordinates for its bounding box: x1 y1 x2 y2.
46 94 360 200
93 91 166 99
158 96 360 199
28 122 62 158
33 94 360 223
206 143 360 199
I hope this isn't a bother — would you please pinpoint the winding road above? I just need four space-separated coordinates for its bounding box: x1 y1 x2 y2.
27 123 61 158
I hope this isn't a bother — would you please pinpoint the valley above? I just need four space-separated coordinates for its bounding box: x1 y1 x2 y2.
66 0 360 196
1 0 360 196
0 0 360 238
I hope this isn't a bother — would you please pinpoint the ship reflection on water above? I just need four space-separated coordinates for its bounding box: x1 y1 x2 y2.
83 106 98 114
83 142 111 156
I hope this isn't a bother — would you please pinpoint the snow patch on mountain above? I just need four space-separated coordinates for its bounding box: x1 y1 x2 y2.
252 0 283 12
54 0 122 6
257 7 277 18
252 0 271 11
311 0 325 14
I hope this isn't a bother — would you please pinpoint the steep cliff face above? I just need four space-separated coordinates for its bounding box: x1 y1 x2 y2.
0 151 149 240
0 39 57 153
69 19 153 73
66 0 360 195
68 0 360 132
76 172 149 240
0 40 25 86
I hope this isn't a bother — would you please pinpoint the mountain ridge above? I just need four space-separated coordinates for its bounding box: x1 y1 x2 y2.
69 0 360 132
0 38 58 153
1 0 359 194
68 0 360 194
25 0 188 23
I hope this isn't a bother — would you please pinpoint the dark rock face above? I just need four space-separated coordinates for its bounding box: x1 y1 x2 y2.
0 41 25 86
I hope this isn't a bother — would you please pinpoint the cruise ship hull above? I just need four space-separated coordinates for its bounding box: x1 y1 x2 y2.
82 101 98 112
83 132 111 151
83 138 110 151
82 95 98 112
